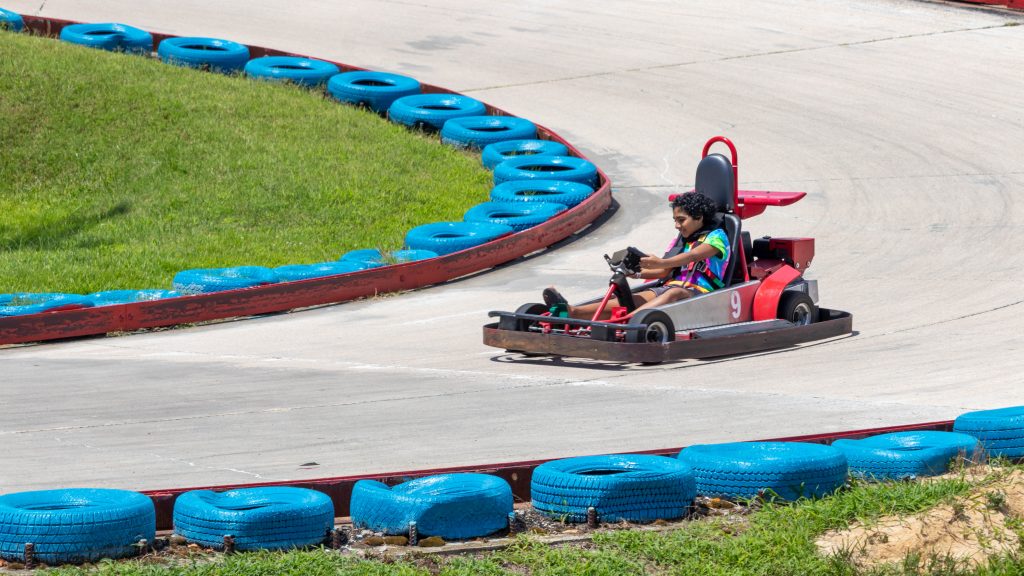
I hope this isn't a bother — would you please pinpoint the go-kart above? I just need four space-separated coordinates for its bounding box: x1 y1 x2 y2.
483 136 853 364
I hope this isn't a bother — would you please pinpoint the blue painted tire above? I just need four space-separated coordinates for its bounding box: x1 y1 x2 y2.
531 454 696 523
350 474 511 539
59 23 153 54
173 488 333 551
490 179 595 208
440 116 537 149
677 442 848 501
833 431 981 480
0 8 23 32
954 406 1024 458
274 261 367 282
88 289 179 306
172 266 279 294
387 94 487 131
463 201 566 232
244 56 340 87
327 71 421 114
392 249 438 263
157 37 250 73
481 139 569 170
0 488 155 564
0 293 93 316
493 155 599 188
340 249 388 268
404 221 513 256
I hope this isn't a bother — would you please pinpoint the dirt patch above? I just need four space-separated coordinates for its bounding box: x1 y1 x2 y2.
816 469 1024 569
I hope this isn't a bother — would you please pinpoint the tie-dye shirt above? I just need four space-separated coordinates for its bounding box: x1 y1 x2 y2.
664 228 731 293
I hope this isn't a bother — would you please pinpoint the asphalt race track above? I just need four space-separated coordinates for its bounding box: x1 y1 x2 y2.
2 0 1022 493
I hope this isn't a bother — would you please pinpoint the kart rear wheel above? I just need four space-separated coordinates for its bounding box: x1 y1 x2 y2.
778 291 816 326
625 310 675 344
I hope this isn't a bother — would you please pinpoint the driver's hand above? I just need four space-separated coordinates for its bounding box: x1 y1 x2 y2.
640 255 663 268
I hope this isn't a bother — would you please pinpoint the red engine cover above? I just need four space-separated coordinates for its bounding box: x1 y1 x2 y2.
758 237 815 271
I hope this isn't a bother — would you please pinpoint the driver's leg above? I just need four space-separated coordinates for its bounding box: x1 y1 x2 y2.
568 290 657 320
632 286 693 314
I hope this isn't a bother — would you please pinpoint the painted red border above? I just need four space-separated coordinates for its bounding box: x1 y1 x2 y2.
1 16 613 345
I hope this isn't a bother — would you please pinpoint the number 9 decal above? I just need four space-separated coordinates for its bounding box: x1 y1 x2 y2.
730 291 741 319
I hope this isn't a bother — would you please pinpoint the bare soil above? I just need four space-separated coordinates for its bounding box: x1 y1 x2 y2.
816 468 1024 569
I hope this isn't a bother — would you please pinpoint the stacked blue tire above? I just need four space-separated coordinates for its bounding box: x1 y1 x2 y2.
0 293 93 316
405 222 513 256
0 7 23 32
388 94 486 131
531 455 696 523
0 489 155 564
832 431 981 480
274 261 367 282
440 116 537 149
678 442 847 501
481 139 569 170
59 23 152 54
954 406 1024 459
173 487 333 551
88 289 178 306
493 155 599 188
463 201 566 232
350 473 512 539
327 71 420 114
158 37 250 73
172 266 280 294
490 179 595 208
244 56 340 87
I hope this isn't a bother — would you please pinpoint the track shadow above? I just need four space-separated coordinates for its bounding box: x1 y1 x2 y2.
0 201 131 250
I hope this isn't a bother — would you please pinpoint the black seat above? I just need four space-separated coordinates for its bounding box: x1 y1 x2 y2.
695 153 742 287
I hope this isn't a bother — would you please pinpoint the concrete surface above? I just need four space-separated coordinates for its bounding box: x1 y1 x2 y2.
1 0 1022 492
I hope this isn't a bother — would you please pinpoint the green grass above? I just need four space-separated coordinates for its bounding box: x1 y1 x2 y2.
41 466 1024 576
0 32 492 294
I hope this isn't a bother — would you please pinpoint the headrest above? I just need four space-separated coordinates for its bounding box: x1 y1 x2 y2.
694 153 735 213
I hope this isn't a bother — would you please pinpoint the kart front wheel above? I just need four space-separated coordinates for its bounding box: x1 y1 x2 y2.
778 291 817 326
625 310 676 344
514 302 549 332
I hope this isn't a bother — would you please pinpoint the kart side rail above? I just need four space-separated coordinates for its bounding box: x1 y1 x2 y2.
484 308 853 363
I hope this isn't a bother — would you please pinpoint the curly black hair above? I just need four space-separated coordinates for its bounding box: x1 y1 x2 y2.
671 191 719 224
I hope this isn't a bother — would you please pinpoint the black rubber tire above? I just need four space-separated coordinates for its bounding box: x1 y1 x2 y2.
625 310 675 344
778 291 817 325
514 302 548 332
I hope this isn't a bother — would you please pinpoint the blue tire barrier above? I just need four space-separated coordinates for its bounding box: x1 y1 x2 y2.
490 179 595 208
404 221 514 256
0 8 23 32
157 37 250 73
327 71 421 114
463 201 566 232
481 139 570 170
531 454 696 523
392 249 438 263
173 487 333 551
274 261 367 282
59 23 153 54
678 442 848 501
243 56 340 87
0 293 94 316
0 488 155 564
387 93 487 131
350 473 512 540
440 116 538 149
88 289 179 306
172 266 279 294
493 155 600 188
832 431 982 480
954 406 1024 459
340 249 388 268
